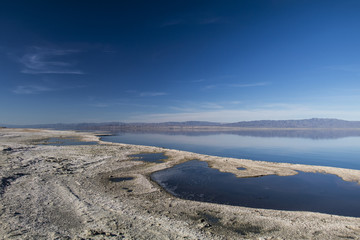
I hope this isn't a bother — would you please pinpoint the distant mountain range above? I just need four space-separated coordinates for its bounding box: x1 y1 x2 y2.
223 118 360 128
4 118 360 130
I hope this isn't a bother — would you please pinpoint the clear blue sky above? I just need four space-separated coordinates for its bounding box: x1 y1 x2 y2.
1 0 360 124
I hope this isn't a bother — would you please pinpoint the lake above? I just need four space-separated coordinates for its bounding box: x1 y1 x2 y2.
101 130 360 170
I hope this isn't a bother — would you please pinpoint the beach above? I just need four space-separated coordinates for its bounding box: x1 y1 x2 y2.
1 128 360 239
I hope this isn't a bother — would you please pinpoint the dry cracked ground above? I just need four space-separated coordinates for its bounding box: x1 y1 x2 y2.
1 128 360 240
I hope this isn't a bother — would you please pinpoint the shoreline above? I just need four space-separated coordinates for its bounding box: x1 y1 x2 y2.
1 128 360 239
98 133 360 184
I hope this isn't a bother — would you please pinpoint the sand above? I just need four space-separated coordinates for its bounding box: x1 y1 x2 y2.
1 128 360 239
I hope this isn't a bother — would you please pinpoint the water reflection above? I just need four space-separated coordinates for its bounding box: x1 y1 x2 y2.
108 129 360 139
103 132 360 170
152 160 360 217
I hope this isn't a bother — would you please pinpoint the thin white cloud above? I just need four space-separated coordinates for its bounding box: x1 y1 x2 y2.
204 82 269 90
19 47 84 74
176 79 206 83
168 100 245 113
89 103 109 108
168 100 225 112
229 82 269 87
115 102 159 108
88 98 160 108
13 85 53 94
21 69 84 75
168 106 196 112
139 92 168 97
229 101 242 105
325 64 360 73
127 104 360 123
13 84 85 95
200 102 224 109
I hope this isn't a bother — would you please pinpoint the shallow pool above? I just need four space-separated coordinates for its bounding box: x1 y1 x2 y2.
151 160 360 217
129 153 167 163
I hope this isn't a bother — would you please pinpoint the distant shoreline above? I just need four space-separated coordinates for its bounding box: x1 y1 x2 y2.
94 126 360 131
5 118 360 130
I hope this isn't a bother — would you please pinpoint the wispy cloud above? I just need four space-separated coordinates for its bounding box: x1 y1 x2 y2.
139 92 168 97
204 84 217 90
13 83 85 95
175 79 205 84
204 82 269 90
13 85 53 94
19 47 84 74
229 82 269 87
168 101 234 113
126 90 168 97
168 100 244 112
229 101 242 105
127 105 360 123
89 103 109 108
200 102 224 109
87 97 161 109
325 64 360 73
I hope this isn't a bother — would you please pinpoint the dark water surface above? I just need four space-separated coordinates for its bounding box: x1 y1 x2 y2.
151 160 360 217
102 131 360 170
109 177 134 182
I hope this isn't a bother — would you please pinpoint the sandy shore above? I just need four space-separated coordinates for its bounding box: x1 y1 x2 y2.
1 128 360 239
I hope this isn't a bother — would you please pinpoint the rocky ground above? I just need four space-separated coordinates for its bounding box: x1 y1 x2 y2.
1 128 360 240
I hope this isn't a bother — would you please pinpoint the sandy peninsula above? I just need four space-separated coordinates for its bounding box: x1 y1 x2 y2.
1 128 360 239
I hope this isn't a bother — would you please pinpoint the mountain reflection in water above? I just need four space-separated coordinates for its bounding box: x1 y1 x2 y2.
108 129 360 140
102 130 360 170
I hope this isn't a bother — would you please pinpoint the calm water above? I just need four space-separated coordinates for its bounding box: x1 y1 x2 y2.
109 177 134 182
102 131 360 170
130 153 168 163
151 160 360 217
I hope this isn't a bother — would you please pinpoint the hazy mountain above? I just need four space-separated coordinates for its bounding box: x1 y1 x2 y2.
3 118 360 130
223 118 360 128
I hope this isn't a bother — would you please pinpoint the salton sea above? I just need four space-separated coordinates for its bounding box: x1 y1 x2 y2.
100 131 360 217
102 130 360 170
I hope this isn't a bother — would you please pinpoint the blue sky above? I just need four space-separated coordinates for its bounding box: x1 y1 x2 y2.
1 0 360 124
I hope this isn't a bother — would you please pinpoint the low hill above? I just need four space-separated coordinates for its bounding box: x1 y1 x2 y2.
223 118 360 128
4 118 360 130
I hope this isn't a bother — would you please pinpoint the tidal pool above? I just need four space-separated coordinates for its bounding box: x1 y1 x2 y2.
109 177 134 182
151 160 360 217
237 167 246 170
129 153 167 163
